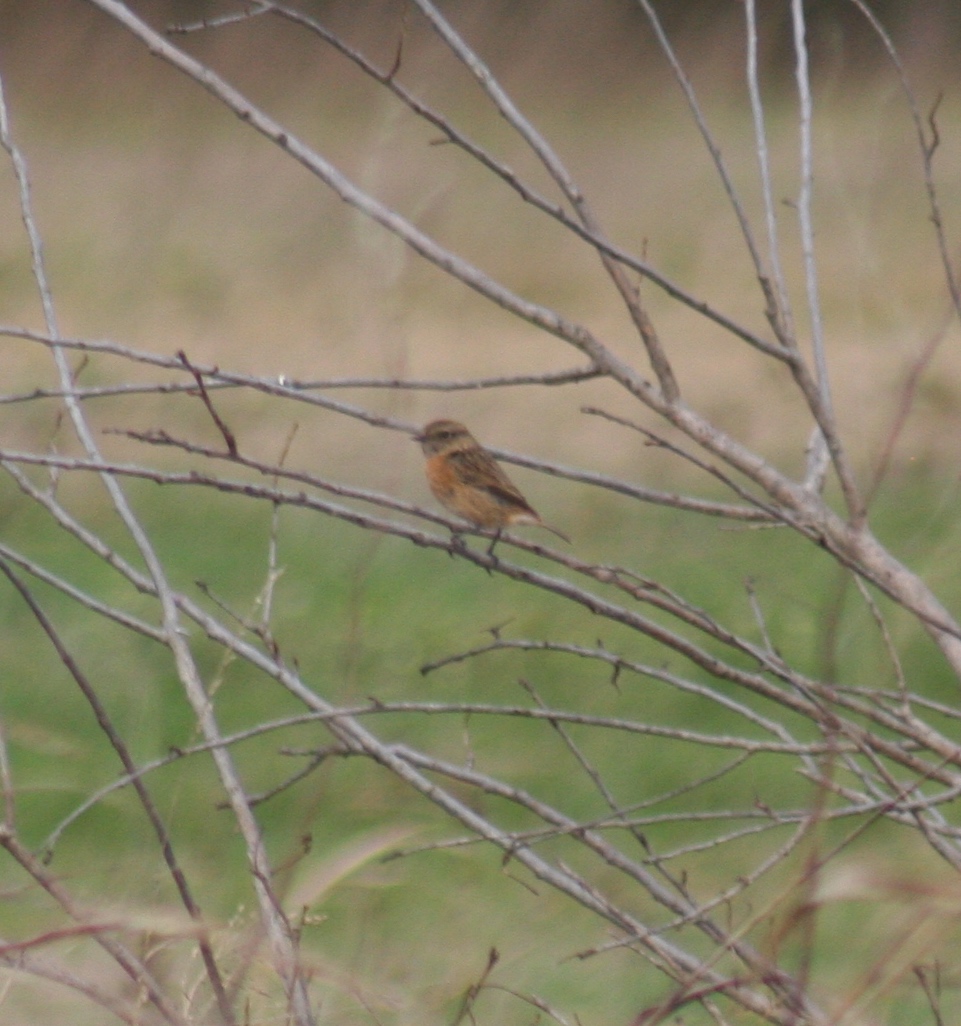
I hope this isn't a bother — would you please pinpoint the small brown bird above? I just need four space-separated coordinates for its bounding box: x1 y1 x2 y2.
414 419 570 554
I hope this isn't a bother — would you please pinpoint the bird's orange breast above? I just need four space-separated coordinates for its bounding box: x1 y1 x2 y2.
425 452 523 528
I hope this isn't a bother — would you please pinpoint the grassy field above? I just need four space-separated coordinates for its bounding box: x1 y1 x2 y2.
2 469 961 1024
3 4 961 1024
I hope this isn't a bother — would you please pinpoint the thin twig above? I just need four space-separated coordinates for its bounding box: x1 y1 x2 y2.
0 828 189 1026
0 59 308 1026
178 349 238 456
0 557 235 1023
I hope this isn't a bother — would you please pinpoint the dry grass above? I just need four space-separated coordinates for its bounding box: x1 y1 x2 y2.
3 7 961 1023
3 4 960 494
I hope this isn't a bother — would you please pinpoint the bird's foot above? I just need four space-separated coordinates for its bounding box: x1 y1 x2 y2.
449 531 468 557
484 529 502 574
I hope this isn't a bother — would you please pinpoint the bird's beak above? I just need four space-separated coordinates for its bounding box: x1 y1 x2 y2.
412 431 425 443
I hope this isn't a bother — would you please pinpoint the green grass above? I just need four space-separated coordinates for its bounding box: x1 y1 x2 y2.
4 8 961 1018
1 473 960 1024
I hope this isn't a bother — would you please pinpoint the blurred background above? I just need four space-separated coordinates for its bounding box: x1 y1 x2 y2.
3 4 961 1023
2 0 961 484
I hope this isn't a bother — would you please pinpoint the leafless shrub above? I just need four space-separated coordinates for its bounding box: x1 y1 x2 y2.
0 3 959 1025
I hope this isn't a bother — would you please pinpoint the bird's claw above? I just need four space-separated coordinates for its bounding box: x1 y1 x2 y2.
448 532 468 557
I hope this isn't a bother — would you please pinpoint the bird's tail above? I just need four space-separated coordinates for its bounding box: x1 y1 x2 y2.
539 521 571 544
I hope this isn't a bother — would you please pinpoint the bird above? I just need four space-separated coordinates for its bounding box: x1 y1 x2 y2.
414 419 570 555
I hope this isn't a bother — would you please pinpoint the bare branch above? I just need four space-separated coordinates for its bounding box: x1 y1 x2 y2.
4 7 960 1024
